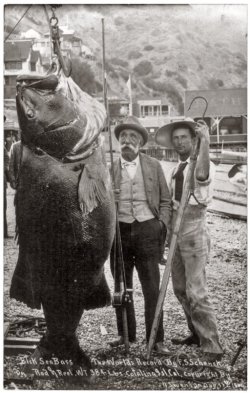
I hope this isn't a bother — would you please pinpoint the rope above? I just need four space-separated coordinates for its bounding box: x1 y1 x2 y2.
4 5 33 42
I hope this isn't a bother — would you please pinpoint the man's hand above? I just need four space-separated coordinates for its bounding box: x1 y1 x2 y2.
113 188 120 203
159 220 166 231
195 120 210 144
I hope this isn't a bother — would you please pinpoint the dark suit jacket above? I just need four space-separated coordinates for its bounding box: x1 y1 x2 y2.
113 152 172 230
9 141 22 190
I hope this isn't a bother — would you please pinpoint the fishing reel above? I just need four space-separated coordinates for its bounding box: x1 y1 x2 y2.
112 289 133 308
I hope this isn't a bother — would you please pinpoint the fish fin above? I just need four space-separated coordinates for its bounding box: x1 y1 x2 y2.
78 163 110 215
84 273 111 310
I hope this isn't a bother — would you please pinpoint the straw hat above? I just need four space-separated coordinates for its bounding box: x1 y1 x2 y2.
155 117 197 148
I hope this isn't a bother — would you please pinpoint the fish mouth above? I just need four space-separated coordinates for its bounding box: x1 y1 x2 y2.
16 73 78 134
16 73 59 91
43 119 78 134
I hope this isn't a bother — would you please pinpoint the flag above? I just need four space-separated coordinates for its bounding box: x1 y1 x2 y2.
126 74 132 97
126 74 133 115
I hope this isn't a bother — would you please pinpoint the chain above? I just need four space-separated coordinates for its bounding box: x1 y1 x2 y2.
45 5 71 77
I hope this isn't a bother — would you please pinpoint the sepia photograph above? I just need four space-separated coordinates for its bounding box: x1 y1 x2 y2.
3 2 247 390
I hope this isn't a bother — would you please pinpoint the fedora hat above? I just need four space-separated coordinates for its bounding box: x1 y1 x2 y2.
114 115 148 146
155 117 197 148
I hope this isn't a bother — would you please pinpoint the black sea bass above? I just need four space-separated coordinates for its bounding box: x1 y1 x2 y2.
10 67 116 364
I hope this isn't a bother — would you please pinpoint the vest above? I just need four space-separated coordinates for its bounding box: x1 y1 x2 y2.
118 162 154 223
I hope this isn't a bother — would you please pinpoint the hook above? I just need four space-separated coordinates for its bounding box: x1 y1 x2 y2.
50 16 58 27
47 6 71 77
187 96 208 119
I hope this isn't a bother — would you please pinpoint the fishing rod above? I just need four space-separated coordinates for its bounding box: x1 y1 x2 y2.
101 18 130 353
147 96 208 359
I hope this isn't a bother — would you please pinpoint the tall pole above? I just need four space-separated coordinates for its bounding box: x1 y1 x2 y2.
101 18 114 181
101 18 129 353
101 18 107 110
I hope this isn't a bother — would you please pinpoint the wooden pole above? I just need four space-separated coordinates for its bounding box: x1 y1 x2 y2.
147 138 200 360
101 18 107 110
101 18 129 353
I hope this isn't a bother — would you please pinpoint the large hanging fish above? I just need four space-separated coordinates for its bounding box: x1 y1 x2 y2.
10 68 116 367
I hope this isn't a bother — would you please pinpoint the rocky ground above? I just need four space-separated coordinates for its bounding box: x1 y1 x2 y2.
4 187 247 390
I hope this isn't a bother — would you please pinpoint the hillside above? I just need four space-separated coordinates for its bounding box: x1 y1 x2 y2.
4 4 247 115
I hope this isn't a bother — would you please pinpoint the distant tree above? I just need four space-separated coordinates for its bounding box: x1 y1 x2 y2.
114 16 124 26
71 56 99 94
165 83 184 114
144 45 154 51
128 50 142 60
111 57 129 67
165 69 176 78
105 61 115 73
95 80 103 93
208 78 224 89
134 60 153 76
175 74 188 88
142 77 184 114
120 70 129 81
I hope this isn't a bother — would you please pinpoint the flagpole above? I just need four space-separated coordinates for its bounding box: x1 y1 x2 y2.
101 17 130 354
101 18 107 110
128 73 133 115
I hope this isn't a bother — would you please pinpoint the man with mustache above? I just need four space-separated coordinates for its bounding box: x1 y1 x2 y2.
156 118 223 361
109 116 172 354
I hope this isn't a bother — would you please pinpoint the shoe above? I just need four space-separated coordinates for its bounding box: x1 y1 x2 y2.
153 342 172 355
171 334 200 347
108 336 135 347
204 352 224 362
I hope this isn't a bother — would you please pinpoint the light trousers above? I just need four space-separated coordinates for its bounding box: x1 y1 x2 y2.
171 205 223 354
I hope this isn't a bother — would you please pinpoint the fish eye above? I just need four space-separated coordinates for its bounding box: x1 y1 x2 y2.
27 108 35 118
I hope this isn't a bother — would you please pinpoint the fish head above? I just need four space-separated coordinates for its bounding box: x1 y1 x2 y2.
16 70 106 160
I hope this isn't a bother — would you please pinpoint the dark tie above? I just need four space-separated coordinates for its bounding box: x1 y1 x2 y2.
173 162 188 201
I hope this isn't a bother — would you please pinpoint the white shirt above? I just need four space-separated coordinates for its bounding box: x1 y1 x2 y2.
161 158 216 210
120 155 139 179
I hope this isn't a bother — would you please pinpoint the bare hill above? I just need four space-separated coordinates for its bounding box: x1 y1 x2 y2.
4 4 247 114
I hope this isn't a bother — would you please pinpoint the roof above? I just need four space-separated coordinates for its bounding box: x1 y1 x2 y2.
5 40 33 62
4 70 20 76
21 29 42 39
4 122 20 132
136 96 169 105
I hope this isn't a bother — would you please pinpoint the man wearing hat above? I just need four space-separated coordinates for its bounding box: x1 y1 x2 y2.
109 115 172 354
156 118 223 361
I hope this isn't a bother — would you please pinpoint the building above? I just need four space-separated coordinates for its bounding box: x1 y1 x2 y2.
134 97 170 118
4 40 44 99
21 29 42 40
185 88 247 150
42 25 83 58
